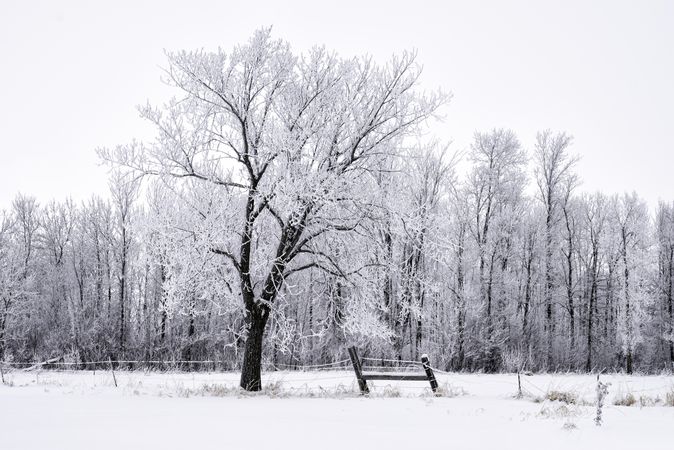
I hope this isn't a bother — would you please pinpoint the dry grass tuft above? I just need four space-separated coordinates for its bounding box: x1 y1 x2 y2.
562 421 578 431
435 382 467 398
614 392 637 406
545 390 577 405
665 389 674 407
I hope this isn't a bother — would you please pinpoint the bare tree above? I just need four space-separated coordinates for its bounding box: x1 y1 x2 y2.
580 193 609 371
0 210 18 360
613 192 649 373
99 29 445 390
110 171 141 359
560 175 580 364
533 130 577 370
467 129 526 371
656 202 674 366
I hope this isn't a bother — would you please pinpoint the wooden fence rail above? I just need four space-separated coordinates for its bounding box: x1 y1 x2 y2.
347 346 439 395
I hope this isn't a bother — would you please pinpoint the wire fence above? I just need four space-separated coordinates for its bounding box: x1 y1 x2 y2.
1 355 672 404
0 358 351 372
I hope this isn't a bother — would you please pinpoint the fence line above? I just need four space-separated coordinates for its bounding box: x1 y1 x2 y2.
2 357 671 403
0 359 221 366
0 358 352 370
270 359 351 370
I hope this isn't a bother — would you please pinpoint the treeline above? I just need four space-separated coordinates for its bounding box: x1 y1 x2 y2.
2 30 673 376
1 132 673 374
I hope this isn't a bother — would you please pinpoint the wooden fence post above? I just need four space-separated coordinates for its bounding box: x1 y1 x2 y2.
109 357 118 388
517 371 522 398
348 346 369 395
420 354 438 393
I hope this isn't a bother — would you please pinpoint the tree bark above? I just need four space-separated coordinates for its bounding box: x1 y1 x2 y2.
586 248 598 372
544 208 554 370
623 230 633 374
239 307 269 391
667 246 674 367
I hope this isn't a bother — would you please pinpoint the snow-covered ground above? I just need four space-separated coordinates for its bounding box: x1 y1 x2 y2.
1 370 673 450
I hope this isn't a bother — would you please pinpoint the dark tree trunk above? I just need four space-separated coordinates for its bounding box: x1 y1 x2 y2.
0 312 6 361
586 292 593 372
667 246 674 367
623 231 633 375
184 309 196 365
239 307 269 391
454 223 466 370
544 197 555 371
566 247 575 354
586 252 598 372
119 229 127 357
521 234 534 347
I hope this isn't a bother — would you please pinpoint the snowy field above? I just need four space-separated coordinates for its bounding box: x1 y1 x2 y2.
1 370 673 450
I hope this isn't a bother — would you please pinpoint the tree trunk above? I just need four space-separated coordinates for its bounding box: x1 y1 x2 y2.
119 229 127 357
543 194 555 371
566 246 575 356
239 307 268 391
586 294 593 372
585 253 599 372
667 247 674 367
521 233 534 350
623 232 633 374
0 311 6 360
454 223 466 370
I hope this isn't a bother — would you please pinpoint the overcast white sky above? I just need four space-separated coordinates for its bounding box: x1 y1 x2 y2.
1 0 672 209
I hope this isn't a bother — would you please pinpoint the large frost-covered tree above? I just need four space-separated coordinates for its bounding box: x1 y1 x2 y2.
99 29 445 390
